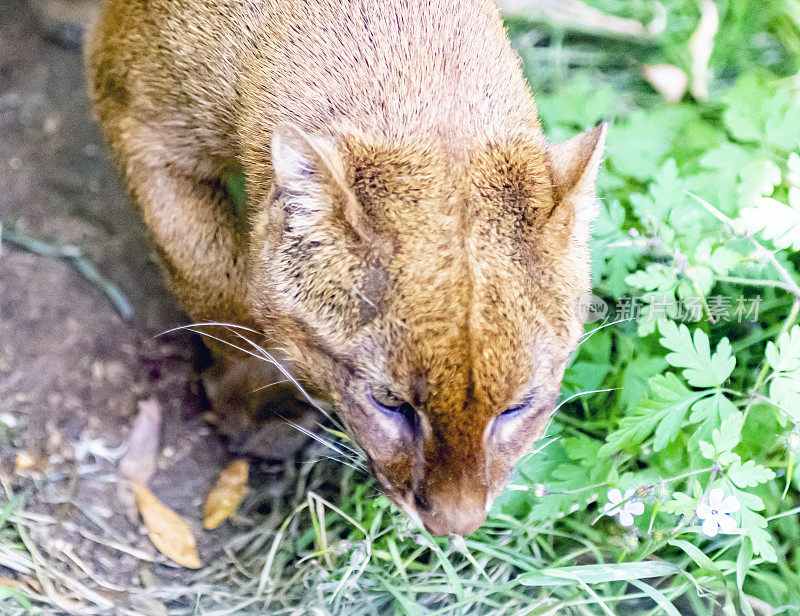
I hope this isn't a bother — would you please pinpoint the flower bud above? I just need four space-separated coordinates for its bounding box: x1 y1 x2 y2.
623 533 639 552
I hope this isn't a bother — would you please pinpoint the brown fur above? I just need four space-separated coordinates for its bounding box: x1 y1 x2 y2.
86 0 606 535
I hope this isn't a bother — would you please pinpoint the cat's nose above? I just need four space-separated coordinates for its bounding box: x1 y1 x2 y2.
415 490 487 536
418 502 487 536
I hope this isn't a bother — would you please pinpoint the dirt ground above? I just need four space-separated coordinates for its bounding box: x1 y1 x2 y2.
0 0 293 609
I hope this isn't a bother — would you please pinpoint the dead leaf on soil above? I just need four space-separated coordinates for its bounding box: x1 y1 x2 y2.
204 460 249 529
132 483 201 569
120 398 162 485
130 594 169 616
14 450 48 475
14 451 38 474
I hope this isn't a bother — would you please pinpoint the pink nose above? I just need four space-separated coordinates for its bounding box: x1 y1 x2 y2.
416 494 487 536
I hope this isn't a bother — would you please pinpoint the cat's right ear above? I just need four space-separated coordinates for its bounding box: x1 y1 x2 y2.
271 124 332 186
270 124 391 254
548 123 607 202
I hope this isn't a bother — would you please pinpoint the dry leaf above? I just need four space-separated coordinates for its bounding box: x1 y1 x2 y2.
120 399 162 485
0 577 22 589
204 460 249 529
14 451 43 474
133 483 201 569
130 594 169 616
15 452 35 473
643 64 688 102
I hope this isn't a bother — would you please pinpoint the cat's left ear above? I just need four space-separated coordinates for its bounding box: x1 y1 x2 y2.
548 123 607 201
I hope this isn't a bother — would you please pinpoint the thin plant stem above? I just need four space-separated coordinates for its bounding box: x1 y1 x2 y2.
716 275 798 295
686 192 800 298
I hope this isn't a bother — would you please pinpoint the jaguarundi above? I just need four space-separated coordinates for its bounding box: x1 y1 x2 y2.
86 0 607 536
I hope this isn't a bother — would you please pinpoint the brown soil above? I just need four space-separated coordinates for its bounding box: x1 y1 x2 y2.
0 0 289 609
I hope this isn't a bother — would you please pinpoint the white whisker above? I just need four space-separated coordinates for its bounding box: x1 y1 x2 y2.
158 321 266 339
303 454 366 473
173 323 338 425
554 388 618 413
184 327 273 363
275 415 363 465
163 322 366 462
224 329 337 423
578 317 634 346
250 379 292 394
515 388 617 469
517 435 560 466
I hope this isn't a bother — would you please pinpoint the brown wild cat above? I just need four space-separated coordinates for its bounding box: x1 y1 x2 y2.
86 0 606 535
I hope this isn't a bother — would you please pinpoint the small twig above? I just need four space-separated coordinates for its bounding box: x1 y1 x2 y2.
1 223 133 320
662 465 717 484
496 0 666 42
688 0 719 100
766 505 800 522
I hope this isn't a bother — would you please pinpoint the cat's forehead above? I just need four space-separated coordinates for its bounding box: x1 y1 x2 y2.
343 134 579 395
378 242 564 407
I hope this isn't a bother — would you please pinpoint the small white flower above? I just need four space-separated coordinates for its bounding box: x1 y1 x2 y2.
696 488 740 537
603 488 645 527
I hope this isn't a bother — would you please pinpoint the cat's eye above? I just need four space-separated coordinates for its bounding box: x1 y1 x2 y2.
371 385 405 409
369 385 418 428
500 389 539 418
500 402 527 417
